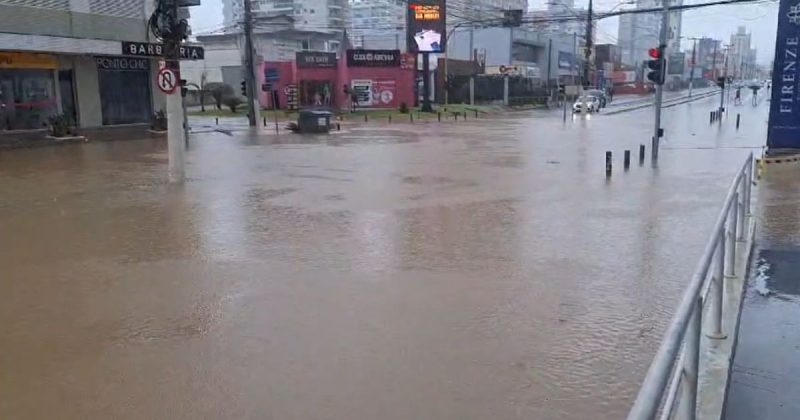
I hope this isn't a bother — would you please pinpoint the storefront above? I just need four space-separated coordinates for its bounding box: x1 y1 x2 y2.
0 52 58 130
95 56 152 125
259 50 415 111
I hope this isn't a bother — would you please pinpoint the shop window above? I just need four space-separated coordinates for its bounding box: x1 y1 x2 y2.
0 69 57 130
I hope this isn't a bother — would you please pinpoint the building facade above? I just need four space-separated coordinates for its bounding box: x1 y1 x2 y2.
728 26 757 79
349 0 405 49
617 0 682 67
222 0 349 33
0 0 170 130
448 27 582 85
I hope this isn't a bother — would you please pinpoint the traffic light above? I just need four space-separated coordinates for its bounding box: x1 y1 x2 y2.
646 46 665 85
716 76 726 89
240 80 247 97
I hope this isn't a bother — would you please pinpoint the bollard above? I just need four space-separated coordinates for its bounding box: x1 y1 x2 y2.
474 109 479 118
364 114 368 122
336 123 340 131
410 113 414 123
639 144 646 164
606 151 612 177
624 150 631 170
464 111 468 120
263 116 267 126
736 113 740 129
454 113 458 121
438 112 441 122
215 117 219 125
710 111 713 123
388 115 392 123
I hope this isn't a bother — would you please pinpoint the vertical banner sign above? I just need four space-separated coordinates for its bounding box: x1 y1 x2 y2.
407 0 446 53
768 0 800 149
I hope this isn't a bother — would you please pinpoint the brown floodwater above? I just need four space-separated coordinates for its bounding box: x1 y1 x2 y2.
1 95 767 419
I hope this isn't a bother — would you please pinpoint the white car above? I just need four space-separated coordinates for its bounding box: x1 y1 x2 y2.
573 96 601 113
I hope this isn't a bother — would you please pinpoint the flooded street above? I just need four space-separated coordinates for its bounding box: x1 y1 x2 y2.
1 96 768 419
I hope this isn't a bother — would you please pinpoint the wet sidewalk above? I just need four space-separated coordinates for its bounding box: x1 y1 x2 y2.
724 165 800 419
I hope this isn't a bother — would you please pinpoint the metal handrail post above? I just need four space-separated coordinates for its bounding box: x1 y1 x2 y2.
678 298 702 420
736 184 745 242
725 194 737 278
744 161 753 217
707 232 727 339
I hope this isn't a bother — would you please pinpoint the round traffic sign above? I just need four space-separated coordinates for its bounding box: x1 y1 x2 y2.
156 68 178 94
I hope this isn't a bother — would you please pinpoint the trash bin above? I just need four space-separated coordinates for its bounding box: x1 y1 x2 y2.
297 110 331 133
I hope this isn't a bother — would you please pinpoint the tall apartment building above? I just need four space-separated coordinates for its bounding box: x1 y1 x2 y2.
222 0 349 33
728 26 757 79
617 0 682 67
349 0 405 49
0 0 166 131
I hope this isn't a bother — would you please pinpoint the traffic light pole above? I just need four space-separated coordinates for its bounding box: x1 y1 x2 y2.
652 0 670 161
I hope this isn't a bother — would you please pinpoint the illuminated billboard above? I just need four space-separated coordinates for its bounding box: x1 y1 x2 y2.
407 0 446 53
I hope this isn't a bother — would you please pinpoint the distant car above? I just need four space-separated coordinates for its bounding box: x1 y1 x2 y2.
573 96 601 113
584 89 608 107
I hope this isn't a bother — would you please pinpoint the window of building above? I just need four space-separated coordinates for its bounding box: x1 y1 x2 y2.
301 40 310 50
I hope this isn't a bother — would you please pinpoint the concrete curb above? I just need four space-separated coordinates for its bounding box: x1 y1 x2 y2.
697 217 756 420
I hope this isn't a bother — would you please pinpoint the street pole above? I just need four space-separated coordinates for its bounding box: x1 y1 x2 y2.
688 38 697 97
243 0 257 127
652 0 670 161
547 38 553 93
583 0 593 86
164 0 185 183
421 52 433 112
720 47 728 115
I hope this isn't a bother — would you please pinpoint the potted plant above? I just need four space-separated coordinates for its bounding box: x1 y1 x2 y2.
150 109 168 133
46 114 86 143
47 114 72 137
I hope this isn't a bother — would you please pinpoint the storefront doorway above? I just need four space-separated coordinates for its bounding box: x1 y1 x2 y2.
58 69 77 125
96 56 151 125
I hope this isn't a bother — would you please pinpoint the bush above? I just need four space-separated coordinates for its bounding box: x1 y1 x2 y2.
47 114 73 137
224 96 244 113
399 102 409 113
207 83 234 110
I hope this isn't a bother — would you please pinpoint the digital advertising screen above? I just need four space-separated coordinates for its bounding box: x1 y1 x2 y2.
407 0 446 53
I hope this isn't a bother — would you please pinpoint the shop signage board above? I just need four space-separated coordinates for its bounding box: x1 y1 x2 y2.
284 84 299 110
767 0 800 149
346 49 401 67
406 0 446 53
296 52 337 68
121 42 205 60
96 56 149 71
350 79 397 107
156 68 178 94
0 52 57 69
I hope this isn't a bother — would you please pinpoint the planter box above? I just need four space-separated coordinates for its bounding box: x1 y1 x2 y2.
45 135 88 143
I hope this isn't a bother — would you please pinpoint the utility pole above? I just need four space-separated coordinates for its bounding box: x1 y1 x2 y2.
652 0 669 160
583 0 593 86
720 46 728 115
243 0 257 127
155 0 186 183
688 37 698 97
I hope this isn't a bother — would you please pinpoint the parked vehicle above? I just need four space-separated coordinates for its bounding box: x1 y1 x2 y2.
573 95 601 113
584 89 608 107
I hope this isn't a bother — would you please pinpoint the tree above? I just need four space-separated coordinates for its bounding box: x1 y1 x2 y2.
206 83 234 111
199 71 208 112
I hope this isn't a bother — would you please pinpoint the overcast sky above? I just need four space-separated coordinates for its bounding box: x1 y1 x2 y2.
189 0 779 64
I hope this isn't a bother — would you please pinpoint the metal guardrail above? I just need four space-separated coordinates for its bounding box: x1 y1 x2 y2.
627 153 754 420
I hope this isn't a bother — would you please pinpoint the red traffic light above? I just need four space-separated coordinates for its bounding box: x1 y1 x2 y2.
648 48 661 58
